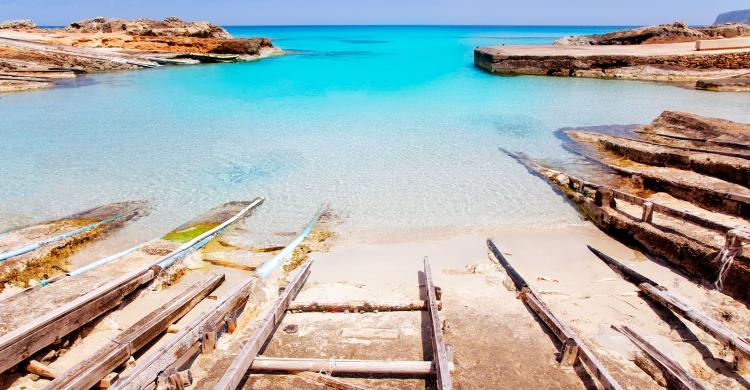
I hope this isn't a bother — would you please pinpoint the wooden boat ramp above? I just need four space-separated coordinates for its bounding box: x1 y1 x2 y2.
0 198 343 389
0 201 147 293
489 109 750 388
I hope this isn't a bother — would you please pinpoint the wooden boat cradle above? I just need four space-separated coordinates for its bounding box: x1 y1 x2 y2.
214 257 453 390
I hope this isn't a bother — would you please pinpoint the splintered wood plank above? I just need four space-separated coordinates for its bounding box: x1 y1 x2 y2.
48 274 225 390
423 257 452 390
487 239 622 390
614 325 707 390
214 260 312 390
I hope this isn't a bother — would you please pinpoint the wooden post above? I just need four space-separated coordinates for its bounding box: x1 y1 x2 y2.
214 261 313 390
589 246 750 374
641 202 654 223
423 257 453 390
735 354 749 375
613 325 707 390
98 372 119 388
201 331 217 355
225 317 237 334
560 338 580 367
47 274 224 390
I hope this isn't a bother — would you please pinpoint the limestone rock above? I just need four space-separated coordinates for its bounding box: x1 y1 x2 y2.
554 22 750 46
66 17 232 39
0 19 37 29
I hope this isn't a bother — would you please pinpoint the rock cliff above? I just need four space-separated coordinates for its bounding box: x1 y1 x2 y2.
715 9 750 25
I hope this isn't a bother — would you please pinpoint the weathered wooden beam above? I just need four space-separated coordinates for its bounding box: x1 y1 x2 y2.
48 274 225 390
423 257 453 390
0 267 156 374
287 300 439 313
487 239 622 390
251 357 454 375
214 261 312 390
295 371 371 390
589 246 750 373
110 273 260 390
613 325 707 390
203 259 255 271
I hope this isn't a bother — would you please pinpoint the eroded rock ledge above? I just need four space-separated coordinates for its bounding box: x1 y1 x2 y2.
0 17 281 93
475 24 750 91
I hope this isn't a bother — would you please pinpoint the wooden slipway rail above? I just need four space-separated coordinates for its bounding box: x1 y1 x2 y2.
48 273 225 389
487 239 622 390
588 246 750 374
215 258 453 390
0 198 263 374
613 325 707 390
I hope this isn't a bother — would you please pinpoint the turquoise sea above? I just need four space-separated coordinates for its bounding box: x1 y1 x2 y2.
1 26 749 243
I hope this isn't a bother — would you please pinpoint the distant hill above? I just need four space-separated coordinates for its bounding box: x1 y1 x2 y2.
715 9 750 24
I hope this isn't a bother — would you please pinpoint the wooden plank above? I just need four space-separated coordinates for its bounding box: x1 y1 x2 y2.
589 246 750 372
0 199 262 374
251 357 453 375
203 259 255 271
295 371 371 390
423 257 452 390
487 239 622 390
214 261 313 390
287 300 437 313
25 359 57 379
48 274 225 390
613 325 707 390
110 274 259 390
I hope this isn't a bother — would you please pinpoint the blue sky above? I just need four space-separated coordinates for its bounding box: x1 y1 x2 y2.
0 0 746 26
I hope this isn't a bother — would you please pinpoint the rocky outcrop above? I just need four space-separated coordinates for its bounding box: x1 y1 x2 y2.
695 74 750 92
0 20 36 30
643 111 750 146
66 17 231 39
716 9 750 25
554 22 750 46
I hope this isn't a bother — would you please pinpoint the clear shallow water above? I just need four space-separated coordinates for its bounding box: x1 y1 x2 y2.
1 26 749 243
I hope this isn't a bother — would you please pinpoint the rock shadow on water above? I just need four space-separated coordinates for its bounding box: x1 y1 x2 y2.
210 154 298 186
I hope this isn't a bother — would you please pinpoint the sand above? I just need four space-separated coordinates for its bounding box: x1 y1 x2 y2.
245 223 750 389
4 216 749 389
